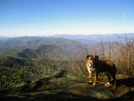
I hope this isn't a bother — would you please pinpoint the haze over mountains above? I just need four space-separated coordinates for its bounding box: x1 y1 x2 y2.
0 33 133 59
51 33 134 42
0 36 86 59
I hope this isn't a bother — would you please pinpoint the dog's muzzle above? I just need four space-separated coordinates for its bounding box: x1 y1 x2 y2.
87 62 95 73
90 62 95 68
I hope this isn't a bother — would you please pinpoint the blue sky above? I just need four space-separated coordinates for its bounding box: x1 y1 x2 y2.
0 0 134 37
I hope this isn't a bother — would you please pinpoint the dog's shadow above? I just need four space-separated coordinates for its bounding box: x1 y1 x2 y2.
115 77 134 87
87 77 134 88
102 77 134 88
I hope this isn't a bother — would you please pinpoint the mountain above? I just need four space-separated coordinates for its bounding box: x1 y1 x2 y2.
0 36 10 40
51 33 134 44
0 34 133 59
0 37 85 50
0 37 50 50
15 42 86 59
0 37 87 59
1 33 133 50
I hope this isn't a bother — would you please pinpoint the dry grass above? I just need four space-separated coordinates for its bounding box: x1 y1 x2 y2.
87 34 134 76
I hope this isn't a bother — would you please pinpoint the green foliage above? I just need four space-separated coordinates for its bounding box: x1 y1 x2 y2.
0 55 87 85
0 66 28 89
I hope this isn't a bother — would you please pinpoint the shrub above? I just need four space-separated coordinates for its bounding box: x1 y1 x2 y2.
0 66 28 89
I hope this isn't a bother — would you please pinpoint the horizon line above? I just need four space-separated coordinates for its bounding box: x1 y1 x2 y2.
0 33 134 37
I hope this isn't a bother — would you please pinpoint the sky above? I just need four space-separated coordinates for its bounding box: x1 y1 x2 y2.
0 0 134 37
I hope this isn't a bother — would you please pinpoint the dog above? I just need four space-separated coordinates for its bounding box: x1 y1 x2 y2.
86 55 116 88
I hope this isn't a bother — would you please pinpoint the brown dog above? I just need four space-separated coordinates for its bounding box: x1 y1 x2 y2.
86 55 116 88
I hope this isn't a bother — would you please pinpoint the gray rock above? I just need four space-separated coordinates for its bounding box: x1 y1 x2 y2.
85 86 113 99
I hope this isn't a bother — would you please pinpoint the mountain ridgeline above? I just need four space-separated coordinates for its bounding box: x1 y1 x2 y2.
1 34 133 59
0 37 87 59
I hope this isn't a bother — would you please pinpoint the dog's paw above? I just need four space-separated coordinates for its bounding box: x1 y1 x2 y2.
104 82 112 87
87 80 92 84
89 80 92 83
92 83 96 86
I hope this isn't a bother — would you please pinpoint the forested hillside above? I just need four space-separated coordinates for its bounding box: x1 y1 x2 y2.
0 37 86 59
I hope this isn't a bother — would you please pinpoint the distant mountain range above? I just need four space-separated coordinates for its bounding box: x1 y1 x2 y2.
0 33 133 59
0 37 86 59
51 33 134 43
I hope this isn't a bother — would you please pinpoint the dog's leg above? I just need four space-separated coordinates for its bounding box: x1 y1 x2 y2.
88 72 92 82
106 72 111 85
92 71 98 85
87 67 93 82
108 66 116 88
111 71 116 88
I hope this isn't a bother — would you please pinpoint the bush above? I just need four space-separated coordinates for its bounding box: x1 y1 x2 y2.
0 66 28 89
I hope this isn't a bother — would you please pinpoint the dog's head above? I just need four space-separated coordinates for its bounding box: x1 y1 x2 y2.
86 55 99 66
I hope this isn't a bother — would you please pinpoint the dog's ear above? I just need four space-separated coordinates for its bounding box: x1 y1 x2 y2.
86 55 91 59
95 55 99 60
